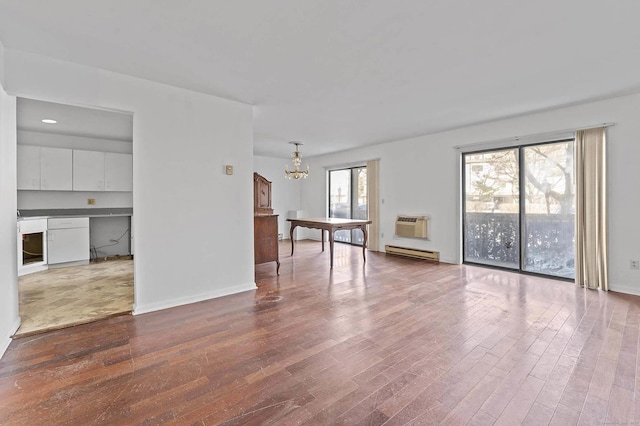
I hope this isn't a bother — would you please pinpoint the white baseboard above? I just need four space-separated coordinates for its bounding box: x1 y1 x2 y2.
0 316 21 360
133 282 257 315
609 283 640 297
48 259 90 269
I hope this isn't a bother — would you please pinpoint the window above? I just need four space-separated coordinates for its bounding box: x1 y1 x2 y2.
463 139 575 279
328 166 367 245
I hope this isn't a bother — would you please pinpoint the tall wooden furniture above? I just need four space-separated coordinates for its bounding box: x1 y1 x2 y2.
253 173 280 275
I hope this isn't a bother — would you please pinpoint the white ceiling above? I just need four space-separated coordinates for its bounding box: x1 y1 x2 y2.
17 98 133 141
1 1 640 158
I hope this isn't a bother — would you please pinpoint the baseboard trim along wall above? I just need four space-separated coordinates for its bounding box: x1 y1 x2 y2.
609 284 640 297
133 282 258 316
0 317 21 360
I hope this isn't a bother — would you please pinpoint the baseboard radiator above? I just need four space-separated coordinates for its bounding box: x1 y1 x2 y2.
385 245 440 261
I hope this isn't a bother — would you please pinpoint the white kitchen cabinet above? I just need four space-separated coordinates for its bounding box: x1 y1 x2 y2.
18 146 73 191
47 217 90 265
104 153 133 191
73 150 105 191
17 145 41 190
40 147 73 190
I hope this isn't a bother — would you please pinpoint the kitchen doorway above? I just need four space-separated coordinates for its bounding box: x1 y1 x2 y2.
14 98 135 337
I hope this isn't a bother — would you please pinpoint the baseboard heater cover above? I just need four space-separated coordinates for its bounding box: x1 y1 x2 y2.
385 245 440 261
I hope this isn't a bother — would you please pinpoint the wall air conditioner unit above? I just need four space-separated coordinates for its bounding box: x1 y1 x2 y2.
395 215 428 239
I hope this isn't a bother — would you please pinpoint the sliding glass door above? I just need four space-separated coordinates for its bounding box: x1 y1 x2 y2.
463 140 575 279
328 166 367 245
464 148 520 269
522 141 575 278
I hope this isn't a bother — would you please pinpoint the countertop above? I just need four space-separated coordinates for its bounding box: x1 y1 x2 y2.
18 208 133 220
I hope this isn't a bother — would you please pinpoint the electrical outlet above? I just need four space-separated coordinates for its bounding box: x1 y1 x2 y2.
225 165 233 175
631 259 640 270
87 198 96 205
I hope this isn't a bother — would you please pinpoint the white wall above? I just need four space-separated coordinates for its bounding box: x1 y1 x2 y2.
3 49 256 316
18 191 132 210
253 155 302 238
19 130 132 152
0 44 20 358
301 93 640 295
17 130 133 209
0 41 4 87
90 216 131 257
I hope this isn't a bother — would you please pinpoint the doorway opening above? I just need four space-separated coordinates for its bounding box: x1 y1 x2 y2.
14 98 135 337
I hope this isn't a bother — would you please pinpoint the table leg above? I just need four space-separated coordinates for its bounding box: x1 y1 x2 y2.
321 230 325 252
329 229 335 268
362 225 368 263
289 224 297 256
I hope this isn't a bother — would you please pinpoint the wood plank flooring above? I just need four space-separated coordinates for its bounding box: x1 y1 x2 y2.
1 240 640 425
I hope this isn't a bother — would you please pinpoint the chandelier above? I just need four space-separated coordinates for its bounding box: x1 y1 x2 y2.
284 142 309 179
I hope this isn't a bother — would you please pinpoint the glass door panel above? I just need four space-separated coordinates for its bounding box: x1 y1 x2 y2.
329 169 352 243
522 141 575 278
464 149 520 269
351 167 367 245
328 166 367 245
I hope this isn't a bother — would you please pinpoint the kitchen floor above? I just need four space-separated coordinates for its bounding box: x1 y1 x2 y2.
14 259 134 338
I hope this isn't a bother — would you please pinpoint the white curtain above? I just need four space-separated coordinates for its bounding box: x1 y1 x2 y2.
575 127 608 290
366 160 380 251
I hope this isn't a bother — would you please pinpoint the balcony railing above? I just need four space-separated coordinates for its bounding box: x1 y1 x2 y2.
465 212 575 278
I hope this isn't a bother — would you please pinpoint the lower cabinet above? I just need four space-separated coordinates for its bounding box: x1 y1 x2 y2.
254 214 280 275
47 217 90 266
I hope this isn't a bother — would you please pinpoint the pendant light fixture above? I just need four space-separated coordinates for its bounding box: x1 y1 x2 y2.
284 142 309 179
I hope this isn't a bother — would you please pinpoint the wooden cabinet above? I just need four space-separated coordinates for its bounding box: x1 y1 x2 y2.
105 153 133 191
254 215 280 274
254 172 279 275
73 150 105 191
254 173 274 215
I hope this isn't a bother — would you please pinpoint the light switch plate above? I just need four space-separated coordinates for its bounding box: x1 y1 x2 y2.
225 165 233 175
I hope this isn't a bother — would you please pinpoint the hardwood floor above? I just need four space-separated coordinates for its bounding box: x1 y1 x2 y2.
1 240 639 425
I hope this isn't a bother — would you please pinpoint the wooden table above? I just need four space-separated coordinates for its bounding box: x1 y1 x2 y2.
287 217 372 268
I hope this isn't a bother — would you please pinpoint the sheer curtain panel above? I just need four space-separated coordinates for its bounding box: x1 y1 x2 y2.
575 127 608 290
366 159 380 251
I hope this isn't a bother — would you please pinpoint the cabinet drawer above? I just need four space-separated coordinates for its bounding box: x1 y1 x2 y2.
48 217 89 230
18 218 48 234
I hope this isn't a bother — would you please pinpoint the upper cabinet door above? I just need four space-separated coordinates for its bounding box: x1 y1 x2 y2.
40 147 73 191
17 145 41 190
104 153 133 192
73 150 105 191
